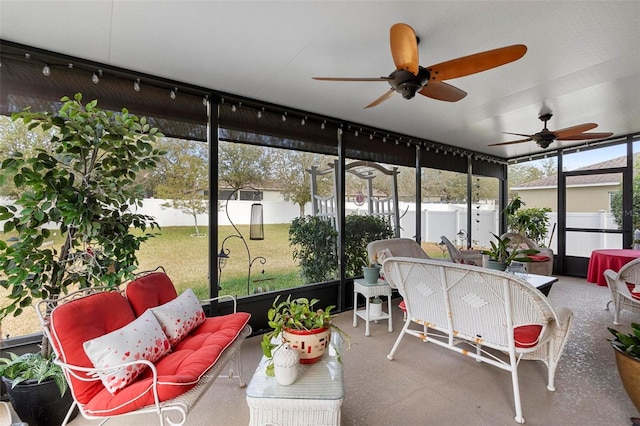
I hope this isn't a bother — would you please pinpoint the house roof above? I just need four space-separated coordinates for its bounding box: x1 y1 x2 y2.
512 153 639 190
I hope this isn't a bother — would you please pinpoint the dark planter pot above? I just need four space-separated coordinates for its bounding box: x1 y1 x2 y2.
2 376 77 426
613 345 640 412
486 260 508 271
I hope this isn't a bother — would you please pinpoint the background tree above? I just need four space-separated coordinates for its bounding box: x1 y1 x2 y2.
155 138 209 236
272 150 332 216
218 140 271 191
610 161 640 231
421 169 497 203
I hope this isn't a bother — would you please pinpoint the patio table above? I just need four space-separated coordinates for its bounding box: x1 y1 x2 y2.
587 249 640 286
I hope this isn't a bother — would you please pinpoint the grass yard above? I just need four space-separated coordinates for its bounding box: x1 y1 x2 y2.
1 224 447 339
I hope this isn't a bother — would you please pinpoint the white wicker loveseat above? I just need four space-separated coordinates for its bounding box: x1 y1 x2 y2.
382 258 573 424
37 268 251 426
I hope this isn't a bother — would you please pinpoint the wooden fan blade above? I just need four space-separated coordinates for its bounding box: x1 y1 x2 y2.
364 88 396 109
552 123 598 138
418 81 466 102
390 23 419 75
312 77 392 82
503 132 535 138
557 132 614 141
488 137 533 146
427 44 527 81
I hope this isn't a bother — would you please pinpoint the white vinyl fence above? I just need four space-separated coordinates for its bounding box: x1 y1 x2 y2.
0 197 627 255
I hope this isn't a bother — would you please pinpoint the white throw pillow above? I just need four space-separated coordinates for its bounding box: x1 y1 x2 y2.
83 310 171 394
150 288 206 346
376 248 393 263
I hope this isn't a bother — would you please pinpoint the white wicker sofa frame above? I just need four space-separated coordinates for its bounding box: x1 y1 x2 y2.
36 268 251 426
604 257 640 325
382 257 573 424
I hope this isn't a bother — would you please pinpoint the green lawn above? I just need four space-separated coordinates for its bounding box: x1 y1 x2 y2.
0 224 447 337
135 224 303 299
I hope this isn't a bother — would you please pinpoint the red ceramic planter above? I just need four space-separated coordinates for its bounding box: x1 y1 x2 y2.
282 326 331 364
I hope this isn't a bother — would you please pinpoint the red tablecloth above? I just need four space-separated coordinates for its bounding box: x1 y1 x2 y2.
587 249 640 286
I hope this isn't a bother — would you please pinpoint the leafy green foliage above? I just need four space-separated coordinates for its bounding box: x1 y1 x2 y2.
610 176 640 232
288 216 338 283
288 214 394 284
481 233 538 264
260 295 349 376
609 323 640 359
0 352 67 396
504 195 551 247
343 214 394 276
0 93 164 324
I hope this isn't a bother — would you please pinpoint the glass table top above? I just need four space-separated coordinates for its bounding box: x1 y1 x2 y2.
246 332 344 400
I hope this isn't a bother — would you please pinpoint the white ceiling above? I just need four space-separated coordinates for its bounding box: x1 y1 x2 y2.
1 1 639 159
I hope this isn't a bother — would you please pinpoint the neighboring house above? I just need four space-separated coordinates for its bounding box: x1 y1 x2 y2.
511 155 634 212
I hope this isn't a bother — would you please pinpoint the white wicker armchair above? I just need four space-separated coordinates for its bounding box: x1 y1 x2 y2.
382 258 573 424
367 237 431 267
440 235 483 266
604 257 640 325
500 232 554 276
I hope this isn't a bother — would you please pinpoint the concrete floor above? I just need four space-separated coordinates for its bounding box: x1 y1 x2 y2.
66 275 637 426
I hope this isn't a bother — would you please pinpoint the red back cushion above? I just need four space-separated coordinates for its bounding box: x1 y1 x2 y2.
125 271 178 316
514 324 543 348
626 283 640 300
49 291 135 404
527 254 550 262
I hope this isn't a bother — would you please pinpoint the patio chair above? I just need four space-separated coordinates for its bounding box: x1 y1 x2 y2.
604 257 640 325
366 238 432 320
440 235 483 266
500 233 554 276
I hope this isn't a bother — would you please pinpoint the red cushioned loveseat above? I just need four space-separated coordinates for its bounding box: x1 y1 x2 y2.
37 268 251 426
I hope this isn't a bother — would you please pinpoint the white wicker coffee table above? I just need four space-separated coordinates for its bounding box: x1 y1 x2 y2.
246 333 344 426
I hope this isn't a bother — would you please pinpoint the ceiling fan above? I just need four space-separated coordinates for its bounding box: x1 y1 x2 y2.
488 113 614 149
312 23 527 108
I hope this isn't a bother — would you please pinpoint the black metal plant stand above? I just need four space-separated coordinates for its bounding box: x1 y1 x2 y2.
217 188 266 294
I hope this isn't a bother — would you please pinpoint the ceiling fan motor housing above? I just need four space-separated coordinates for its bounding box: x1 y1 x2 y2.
389 68 429 99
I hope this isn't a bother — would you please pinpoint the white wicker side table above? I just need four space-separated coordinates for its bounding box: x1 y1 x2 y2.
246 333 344 426
353 278 393 336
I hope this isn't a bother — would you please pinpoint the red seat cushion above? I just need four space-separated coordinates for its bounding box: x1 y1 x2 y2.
399 300 406 312
514 324 543 348
626 283 640 300
126 271 178 317
82 312 250 416
527 254 550 262
50 291 136 405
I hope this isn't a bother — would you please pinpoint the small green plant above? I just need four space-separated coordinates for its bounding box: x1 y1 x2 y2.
504 195 551 247
261 295 349 376
0 352 67 396
344 214 394 277
609 322 640 359
481 233 538 264
288 216 338 283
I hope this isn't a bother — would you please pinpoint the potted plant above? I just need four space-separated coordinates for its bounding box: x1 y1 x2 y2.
481 233 538 271
362 255 381 284
261 296 349 376
369 296 383 317
0 93 164 424
0 352 75 425
608 323 640 414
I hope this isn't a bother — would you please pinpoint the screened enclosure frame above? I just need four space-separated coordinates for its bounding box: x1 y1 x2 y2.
3 39 638 337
